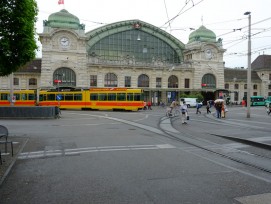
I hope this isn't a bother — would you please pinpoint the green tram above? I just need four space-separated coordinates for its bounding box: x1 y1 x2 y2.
250 96 265 106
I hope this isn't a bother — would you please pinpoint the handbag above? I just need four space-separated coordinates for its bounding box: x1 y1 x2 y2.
186 115 190 120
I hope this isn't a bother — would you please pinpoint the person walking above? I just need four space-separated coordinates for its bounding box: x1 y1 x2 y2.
180 101 188 124
215 102 222 118
147 101 152 110
206 101 211 114
170 100 177 113
196 102 201 114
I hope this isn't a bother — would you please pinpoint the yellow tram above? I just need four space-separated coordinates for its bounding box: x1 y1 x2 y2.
38 87 144 111
0 90 36 106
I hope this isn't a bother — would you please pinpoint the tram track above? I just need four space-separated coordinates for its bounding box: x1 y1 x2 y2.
158 116 271 177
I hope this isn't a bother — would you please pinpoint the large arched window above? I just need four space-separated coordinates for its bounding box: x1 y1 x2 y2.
104 73 118 87
138 74 149 87
53 68 76 87
202 74 216 89
89 30 181 64
168 75 178 88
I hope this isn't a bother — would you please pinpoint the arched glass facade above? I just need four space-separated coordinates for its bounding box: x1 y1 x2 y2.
88 30 180 65
53 68 76 87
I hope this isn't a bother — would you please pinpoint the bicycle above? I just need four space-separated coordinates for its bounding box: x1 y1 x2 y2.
166 107 180 118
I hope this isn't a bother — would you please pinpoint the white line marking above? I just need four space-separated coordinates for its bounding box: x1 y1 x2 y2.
18 144 176 160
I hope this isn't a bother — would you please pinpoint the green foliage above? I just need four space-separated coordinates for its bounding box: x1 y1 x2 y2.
0 0 38 76
180 92 204 102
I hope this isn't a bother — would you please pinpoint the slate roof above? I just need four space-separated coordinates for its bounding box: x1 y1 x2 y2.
224 68 261 83
251 55 271 71
17 58 41 73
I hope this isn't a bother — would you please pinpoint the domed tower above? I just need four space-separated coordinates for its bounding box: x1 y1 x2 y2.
45 9 84 30
184 25 226 93
188 25 216 43
39 9 87 88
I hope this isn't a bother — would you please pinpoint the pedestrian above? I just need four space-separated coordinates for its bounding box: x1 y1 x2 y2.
180 101 188 124
215 102 222 118
206 101 211 114
196 102 201 114
267 103 271 115
143 101 147 110
147 101 152 110
170 100 177 113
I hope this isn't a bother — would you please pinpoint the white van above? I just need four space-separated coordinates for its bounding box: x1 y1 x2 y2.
180 98 202 108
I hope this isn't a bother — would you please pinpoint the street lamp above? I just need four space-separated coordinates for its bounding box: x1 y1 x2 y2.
244 11 251 118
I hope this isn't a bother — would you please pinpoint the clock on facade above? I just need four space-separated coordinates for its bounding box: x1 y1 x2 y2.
60 37 70 47
205 49 212 59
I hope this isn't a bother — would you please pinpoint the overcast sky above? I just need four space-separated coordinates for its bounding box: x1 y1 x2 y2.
35 0 271 68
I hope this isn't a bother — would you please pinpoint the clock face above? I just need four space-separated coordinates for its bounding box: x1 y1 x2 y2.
60 37 69 47
205 49 212 59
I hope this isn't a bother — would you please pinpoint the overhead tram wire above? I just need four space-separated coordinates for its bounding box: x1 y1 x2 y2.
163 0 172 32
160 0 204 29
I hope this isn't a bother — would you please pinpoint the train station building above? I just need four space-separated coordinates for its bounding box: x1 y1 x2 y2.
1 9 271 104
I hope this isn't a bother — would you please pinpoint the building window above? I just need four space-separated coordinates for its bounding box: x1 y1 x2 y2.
53 68 76 87
104 73 117 87
125 76 131 87
253 92 257 96
201 74 216 88
234 92 238 101
253 84 257 90
234 84 239 89
225 83 229 89
184 78 190 88
186 54 192 60
243 92 247 100
156 77 161 88
29 78 37 85
138 74 149 87
268 92 271 96
269 74 271 80
168 75 178 88
90 75 97 87
244 84 247 89
268 84 271 90
13 78 19 86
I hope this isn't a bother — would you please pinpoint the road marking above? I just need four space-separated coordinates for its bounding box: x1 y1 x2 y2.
18 144 176 160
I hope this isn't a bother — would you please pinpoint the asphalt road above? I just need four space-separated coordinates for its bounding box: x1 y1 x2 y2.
0 105 271 204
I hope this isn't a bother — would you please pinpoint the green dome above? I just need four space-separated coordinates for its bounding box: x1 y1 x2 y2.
188 26 216 43
46 9 82 29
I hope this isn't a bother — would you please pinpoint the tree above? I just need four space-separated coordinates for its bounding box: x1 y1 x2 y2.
0 0 38 76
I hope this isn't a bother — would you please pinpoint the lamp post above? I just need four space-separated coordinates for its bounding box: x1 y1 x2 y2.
244 11 251 118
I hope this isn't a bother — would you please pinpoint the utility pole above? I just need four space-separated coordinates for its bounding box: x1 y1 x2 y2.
244 11 251 118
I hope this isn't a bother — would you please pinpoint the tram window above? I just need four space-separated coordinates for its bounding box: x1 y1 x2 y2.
65 94 73 101
74 94 82 101
90 93 98 101
39 95 44 101
134 93 141 101
47 94 56 101
21 93 27 100
58 94 64 101
99 93 107 101
117 93 126 101
108 93 116 101
14 93 20 100
28 94 35 100
127 93 133 101
1 93 8 100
